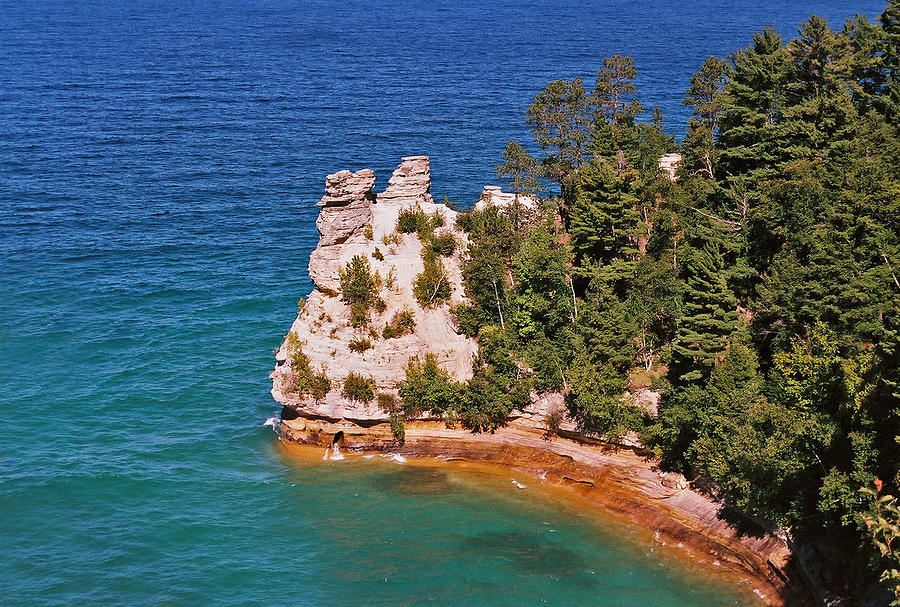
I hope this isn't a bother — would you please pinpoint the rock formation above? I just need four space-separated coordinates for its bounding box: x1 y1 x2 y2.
275 156 477 422
377 155 434 204
271 155 795 603
314 168 375 247
475 185 538 211
659 153 681 181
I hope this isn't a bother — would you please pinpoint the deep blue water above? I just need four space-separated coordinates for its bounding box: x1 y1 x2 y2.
1 1 886 604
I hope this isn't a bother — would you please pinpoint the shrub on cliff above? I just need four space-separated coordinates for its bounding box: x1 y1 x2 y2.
398 353 459 417
455 327 532 432
396 206 429 234
377 392 399 413
456 369 529 433
413 253 451 308
348 338 372 353
341 371 376 403
284 332 331 402
389 414 405 443
339 255 382 326
382 309 416 338
429 232 457 257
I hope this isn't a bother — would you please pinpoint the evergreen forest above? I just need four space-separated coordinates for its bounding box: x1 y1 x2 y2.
400 2 900 602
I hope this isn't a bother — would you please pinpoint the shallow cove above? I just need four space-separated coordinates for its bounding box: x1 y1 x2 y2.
277 441 763 606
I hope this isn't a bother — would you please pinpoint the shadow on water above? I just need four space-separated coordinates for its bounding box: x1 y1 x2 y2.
370 467 457 496
458 531 592 584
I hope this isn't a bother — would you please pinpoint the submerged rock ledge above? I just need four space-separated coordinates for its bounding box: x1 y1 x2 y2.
272 156 796 605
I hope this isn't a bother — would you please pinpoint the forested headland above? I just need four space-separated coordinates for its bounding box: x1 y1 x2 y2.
395 2 900 602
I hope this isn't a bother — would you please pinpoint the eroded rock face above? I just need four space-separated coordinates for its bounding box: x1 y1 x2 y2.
378 155 434 204
475 185 538 211
659 153 682 181
315 169 376 247
275 156 477 422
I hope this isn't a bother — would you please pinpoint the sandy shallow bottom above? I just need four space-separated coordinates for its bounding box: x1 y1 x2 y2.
277 438 777 606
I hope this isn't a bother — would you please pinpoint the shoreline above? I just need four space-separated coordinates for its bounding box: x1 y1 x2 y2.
279 414 802 606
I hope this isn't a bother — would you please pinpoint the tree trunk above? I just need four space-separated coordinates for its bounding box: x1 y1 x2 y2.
492 279 505 329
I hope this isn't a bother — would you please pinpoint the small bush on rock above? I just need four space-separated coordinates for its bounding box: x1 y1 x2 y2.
382 309 416 338
429 232 457 257
390 413 405 443
284 332 332 402
348 338 372 353
377 392 399 413
397 206 429 234
339 255 382 326
341 372 376 403
398 353 459 417
413 256 451 308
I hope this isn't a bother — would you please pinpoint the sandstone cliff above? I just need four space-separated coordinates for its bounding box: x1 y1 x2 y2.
272 156 477 421
270 156 794 603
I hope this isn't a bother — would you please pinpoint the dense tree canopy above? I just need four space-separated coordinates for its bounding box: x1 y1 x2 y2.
412 3 900 601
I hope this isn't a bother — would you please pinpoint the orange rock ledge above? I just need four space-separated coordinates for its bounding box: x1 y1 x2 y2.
279 413 807 606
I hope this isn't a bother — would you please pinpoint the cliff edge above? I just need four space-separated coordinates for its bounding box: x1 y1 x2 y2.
270 156 797 605
271 156 478 421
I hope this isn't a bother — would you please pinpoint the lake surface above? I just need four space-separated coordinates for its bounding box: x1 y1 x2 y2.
1 0 885 604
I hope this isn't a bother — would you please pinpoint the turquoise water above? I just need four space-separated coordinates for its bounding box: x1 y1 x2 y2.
1 0 885 604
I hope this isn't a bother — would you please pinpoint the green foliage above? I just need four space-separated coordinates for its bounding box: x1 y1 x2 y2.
509 221 574 348
341 372 376 403
569 160 640 282
390 413 406 443
458 205 520 328
348 338 372 353
364 224 374 240
382 231 402 246
429 232 457 257
628 256 678 371
590 54 643 162
396 206 430 234
681 56 729 178
436 24 900 601
573 269 637 371
382 308 416 338
457 365 529 432
496 140 544 204
457 327 532 432
669 217 742 384
339 255 382 326
413 255 451 308
377 392 399 413
564 350 634 442
861 482 900 605
372 247 384 261
284 332 331 402
526 77 591 191
398 353 460 417
543 408 565 438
